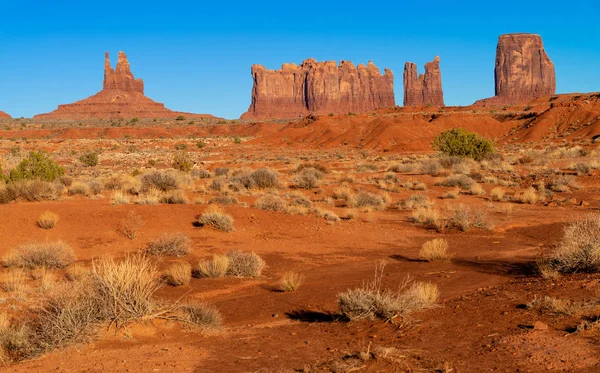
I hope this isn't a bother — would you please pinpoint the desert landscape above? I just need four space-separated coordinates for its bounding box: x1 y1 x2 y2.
1 25 600 373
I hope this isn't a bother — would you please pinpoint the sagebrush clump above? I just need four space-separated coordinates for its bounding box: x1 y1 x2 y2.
432 128 494 161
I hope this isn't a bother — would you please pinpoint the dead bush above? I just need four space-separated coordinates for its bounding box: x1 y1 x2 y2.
181 304 223 328
411 207 445 231
159 189 188 204
194 254 230 278
0 180 58 204
448 205 491 231
37 211 59 229
547 214 600 273
435 175 475 190
490 187 505 201
399 194 432 210
294 167 324 189
518 187 538 204
144 233 190 257
226 251 266 278
4 241 75 269
91 254 159 326
249 168 278 188
198 207 234 232
111 190 130 205
164 262 192 286
337 262 438 321
350 191 388 211
419 239 451 261
279 272 304 292
141 171 179 191
255 193 287 211
208 196 238 205
116 211 145 240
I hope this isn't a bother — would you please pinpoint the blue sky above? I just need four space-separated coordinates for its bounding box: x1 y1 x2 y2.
1 0 599 119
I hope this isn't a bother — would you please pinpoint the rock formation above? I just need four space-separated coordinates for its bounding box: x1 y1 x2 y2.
0 111 10 119
475 33 555 106
403 56 444 106
34 52 216 120
241 58 395 119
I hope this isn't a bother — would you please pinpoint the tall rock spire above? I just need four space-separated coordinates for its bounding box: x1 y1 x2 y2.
102 51 144 93
403 56 444 107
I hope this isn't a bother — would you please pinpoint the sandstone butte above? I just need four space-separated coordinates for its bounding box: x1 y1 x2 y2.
33 52 216 120
403 56 445 107
241 58 395 120
475 33 555 106
0 111 11 119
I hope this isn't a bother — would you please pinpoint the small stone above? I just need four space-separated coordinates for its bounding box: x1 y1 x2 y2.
533 321 549 330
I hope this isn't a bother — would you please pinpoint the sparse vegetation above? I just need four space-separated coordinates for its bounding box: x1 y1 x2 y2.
279 271 304 292
198 207 234 232
9 151 64 182
164 262 192 286
432 128 495 161
144 233 190 257
420 239 451 261
37 211 58 229
225 251 266 278
3 241 75 269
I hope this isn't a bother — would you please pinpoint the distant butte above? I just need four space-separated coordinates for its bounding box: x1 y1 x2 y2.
241 58 395 119
475 33 555 106
34 51 217 120
403 56 445 107
0 111 11 119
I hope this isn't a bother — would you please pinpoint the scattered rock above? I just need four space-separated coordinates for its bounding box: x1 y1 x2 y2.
533 321 549 331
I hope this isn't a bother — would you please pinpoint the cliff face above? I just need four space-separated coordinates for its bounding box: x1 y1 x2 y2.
476 33 556 106
0 111 10 119
403 56 444 106
241 59 395 119
34 52 215 120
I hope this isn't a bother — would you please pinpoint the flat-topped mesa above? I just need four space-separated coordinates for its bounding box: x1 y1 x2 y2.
241 58 395 119
0 111 11 119
403 56 444 107
34 51 216 120
103 52 144 93
475 33 555 106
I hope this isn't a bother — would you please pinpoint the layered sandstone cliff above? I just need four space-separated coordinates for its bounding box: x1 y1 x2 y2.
241 59 395 119
403 56 444 106
0 111 10 119
475 33 555 106
34 52 215 120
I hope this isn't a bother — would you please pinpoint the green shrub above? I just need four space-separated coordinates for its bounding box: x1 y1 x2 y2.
79 151 99 167
172 152 193 173
10 152 64 181
432 128 494 161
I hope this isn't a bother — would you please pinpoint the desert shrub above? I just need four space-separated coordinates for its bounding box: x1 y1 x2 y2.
172 152 193 173
69 182 90 196
418 160 441 176
9 152 64 182
0 180 58 204
198 207 234 232
141 171 179 191
90 254 159 326
192 169 212 179
387 163 413 173
412 181 427 191
1 269 27 293
37 211 58 229
288 192 312 208
116 211 145 239
448 205 491 231
411 207 444 231
209 178 226 191
134 188 161 205
526 296 579 316
208 195 238 205
279 272 304 292
65 263 90 282
213 167 229 177
294 163 328 174
181 304 222 328
420 239 450 261
104 174 141 194
160 189 188 204
313 208 340 222
443 189 459 199
518 187 538 204
337 262 438 321
399 194 432 210
225 251 265 277
432 128 495 161
87 180 103 195
164 262 192 286
3 241 74 269
194 254 230 278
144 233 190 257
436 174 475 189
550 175 579 192
79 151 99 167
490 187 505 201
294 167 324 189
350 191 388 211
468 183 485 196
111 190 130 205
546 214 600 273
356 163 378 172
255 193 287 211
249 168 278 188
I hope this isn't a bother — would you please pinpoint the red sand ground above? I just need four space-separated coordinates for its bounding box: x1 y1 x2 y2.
0 93 600 372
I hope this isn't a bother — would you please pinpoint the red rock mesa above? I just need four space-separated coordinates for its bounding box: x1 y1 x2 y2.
0 111 11 119
241 58 395 119
34 52 216 120
476 33 555 105
403 56 444 107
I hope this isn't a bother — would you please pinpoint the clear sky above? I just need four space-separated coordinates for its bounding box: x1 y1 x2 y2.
1 0 599 119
